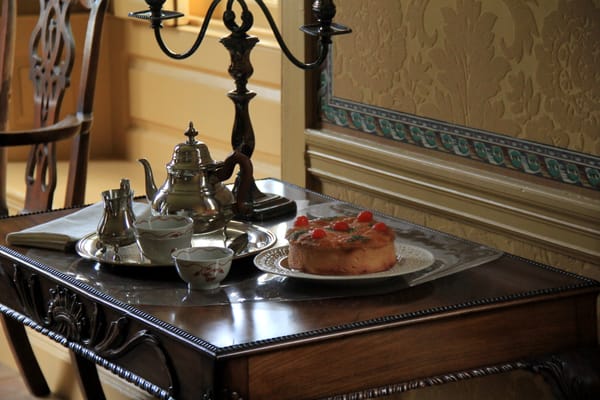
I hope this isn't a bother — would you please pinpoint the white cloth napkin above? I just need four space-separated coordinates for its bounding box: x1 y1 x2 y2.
6 201 150 251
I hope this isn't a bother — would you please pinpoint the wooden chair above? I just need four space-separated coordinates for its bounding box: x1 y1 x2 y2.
0 0 109 398
0 0 16 216
0 0 108 216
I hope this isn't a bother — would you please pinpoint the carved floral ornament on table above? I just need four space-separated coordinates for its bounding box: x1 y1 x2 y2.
129 0 351 220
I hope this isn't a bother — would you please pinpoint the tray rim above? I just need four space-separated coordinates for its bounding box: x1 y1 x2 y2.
76 221 276 267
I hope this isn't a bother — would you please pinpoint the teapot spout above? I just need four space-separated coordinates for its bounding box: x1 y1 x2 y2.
138 158 158 201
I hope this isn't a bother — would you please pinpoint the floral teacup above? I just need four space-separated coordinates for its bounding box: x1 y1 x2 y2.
133 215 194 264
172 246 234 290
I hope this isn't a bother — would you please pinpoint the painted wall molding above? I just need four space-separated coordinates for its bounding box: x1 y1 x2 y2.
306 128 600 269
320 56 600 192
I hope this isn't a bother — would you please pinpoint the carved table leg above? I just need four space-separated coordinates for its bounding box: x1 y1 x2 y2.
69 350 106 400
0 313 50 396
526 347 600 400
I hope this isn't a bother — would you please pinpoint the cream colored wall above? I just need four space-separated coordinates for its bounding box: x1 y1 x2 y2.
281 1 309 186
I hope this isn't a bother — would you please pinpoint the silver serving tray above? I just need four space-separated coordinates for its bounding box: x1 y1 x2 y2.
75 221 276 267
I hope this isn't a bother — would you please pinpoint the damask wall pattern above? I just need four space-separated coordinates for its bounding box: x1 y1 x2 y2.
322 0 600 190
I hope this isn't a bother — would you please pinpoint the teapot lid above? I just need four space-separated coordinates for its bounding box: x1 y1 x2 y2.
167 122 222 173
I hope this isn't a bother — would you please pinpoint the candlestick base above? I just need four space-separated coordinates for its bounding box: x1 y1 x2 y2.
250 192 297 221
234 180 297 221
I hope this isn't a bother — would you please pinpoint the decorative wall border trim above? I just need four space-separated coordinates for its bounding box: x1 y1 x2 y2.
319 56 600 191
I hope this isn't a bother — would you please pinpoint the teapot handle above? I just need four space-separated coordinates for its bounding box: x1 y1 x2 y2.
216 150 254 216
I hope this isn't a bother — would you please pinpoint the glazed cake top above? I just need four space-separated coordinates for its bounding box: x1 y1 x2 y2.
285 211 395 250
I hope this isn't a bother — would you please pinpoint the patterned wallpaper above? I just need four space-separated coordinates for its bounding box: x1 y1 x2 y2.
322 0 600 190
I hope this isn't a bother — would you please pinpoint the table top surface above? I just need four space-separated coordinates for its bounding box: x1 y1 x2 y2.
1 179 598 358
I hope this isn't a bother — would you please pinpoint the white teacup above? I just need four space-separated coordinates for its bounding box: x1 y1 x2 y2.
172 246 234 290
133 215 194 264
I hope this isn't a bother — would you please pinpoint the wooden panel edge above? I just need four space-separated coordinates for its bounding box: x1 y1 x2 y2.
305 129 600 266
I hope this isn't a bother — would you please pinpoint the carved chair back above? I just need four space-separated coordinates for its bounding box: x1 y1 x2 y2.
0 0 16 215
1 1 111 397
0 0 108 216
0 0 15 130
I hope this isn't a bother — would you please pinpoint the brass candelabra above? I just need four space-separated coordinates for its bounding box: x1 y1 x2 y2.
130 0 351 220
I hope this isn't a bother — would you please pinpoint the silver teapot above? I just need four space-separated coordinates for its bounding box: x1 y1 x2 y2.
139 122 253 234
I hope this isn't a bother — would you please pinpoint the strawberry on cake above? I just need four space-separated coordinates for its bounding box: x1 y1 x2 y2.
285 210 397 275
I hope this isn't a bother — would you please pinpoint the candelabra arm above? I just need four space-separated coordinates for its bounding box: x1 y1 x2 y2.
254 0 330 70
132 0 222 60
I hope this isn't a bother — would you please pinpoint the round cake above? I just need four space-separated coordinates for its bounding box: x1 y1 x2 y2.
285 211 397 275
